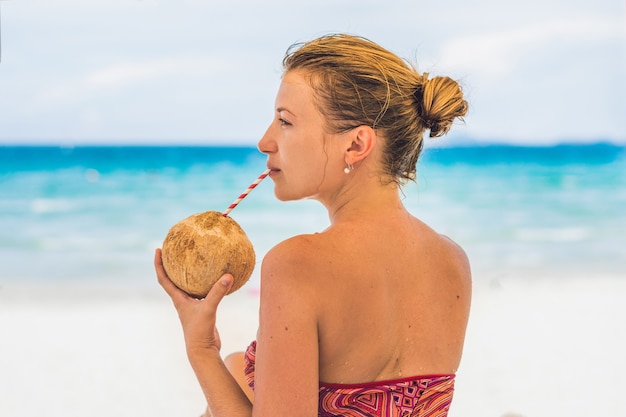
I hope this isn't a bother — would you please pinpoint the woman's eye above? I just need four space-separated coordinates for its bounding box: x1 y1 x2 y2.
278 117 292 126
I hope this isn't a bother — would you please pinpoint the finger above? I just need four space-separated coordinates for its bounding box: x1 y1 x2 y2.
154 248 191 302
154 248 172 288
203 274 233 311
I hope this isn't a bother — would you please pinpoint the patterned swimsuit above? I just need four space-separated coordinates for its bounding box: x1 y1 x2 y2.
243 341 456 417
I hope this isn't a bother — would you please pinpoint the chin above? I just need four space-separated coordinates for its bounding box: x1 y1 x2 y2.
274 192 298 202
273 187 308 202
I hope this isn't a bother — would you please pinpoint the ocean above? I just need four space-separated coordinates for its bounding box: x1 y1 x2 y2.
1 143 624 289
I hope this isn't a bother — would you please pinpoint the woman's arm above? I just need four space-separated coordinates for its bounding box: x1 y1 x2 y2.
251 237 321 416
155 249 252 417
187 347 252 417
156 237 321 417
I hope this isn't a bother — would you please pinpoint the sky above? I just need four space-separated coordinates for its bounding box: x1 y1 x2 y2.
0 0 624 146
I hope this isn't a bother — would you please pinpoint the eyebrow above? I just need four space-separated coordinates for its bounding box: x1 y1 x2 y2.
276 107 296 117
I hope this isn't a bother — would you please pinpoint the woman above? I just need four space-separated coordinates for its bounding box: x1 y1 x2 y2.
156 34 471 417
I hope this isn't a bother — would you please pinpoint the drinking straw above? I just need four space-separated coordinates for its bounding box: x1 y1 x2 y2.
222 168 272 217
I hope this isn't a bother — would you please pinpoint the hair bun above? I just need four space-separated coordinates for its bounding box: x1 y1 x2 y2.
419 73 468 138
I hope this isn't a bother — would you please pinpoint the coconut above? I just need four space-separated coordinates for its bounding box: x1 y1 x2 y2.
161 210 255 298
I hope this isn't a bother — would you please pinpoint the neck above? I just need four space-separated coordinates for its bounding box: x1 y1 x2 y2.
319 171 406 225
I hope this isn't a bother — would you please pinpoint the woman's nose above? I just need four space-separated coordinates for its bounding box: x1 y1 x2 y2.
257 125 277 155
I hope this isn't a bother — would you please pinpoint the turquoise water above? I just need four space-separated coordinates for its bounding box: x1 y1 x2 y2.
0 143 624 287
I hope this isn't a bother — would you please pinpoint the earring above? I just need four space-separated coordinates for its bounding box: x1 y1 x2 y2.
344 163 353 174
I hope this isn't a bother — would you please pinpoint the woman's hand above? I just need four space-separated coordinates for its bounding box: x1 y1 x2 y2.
155 248 233 356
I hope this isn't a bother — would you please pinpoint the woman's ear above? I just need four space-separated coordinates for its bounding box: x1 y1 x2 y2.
346 125 377 164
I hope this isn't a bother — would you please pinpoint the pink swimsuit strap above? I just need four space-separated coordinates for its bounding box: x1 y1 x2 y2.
244 340 456 416
320 373 455 389
318 374 455 417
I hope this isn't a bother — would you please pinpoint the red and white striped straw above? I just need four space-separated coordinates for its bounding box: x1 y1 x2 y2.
222 168 271 217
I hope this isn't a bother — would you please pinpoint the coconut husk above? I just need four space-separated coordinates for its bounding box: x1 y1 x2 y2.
161 210 255 298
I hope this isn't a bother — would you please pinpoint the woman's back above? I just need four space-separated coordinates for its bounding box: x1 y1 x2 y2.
302 208 471 384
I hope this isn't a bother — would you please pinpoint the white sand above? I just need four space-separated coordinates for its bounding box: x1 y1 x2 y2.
453 276 625 417
0 276 624 417
0 284 259 417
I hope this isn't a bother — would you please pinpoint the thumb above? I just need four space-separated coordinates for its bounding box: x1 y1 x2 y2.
204 274 234 307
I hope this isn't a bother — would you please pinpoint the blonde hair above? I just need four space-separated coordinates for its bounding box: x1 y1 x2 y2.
283 34 468 184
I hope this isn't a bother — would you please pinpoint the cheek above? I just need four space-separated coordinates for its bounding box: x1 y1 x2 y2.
281 133 332 185
300 151 330 179
285 140 323 169
279 155 328 198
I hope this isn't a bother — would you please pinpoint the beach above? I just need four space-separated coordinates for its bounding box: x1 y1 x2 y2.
0 282 258 417
1 144 624 416
454 274 625 417
1 272 624 417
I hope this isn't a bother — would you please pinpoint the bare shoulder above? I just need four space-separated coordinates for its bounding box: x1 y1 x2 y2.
259 233 330 301
412 216 471 280
439 233 470 265
434 232 472 287
262 234 324 278
412 216 469 266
